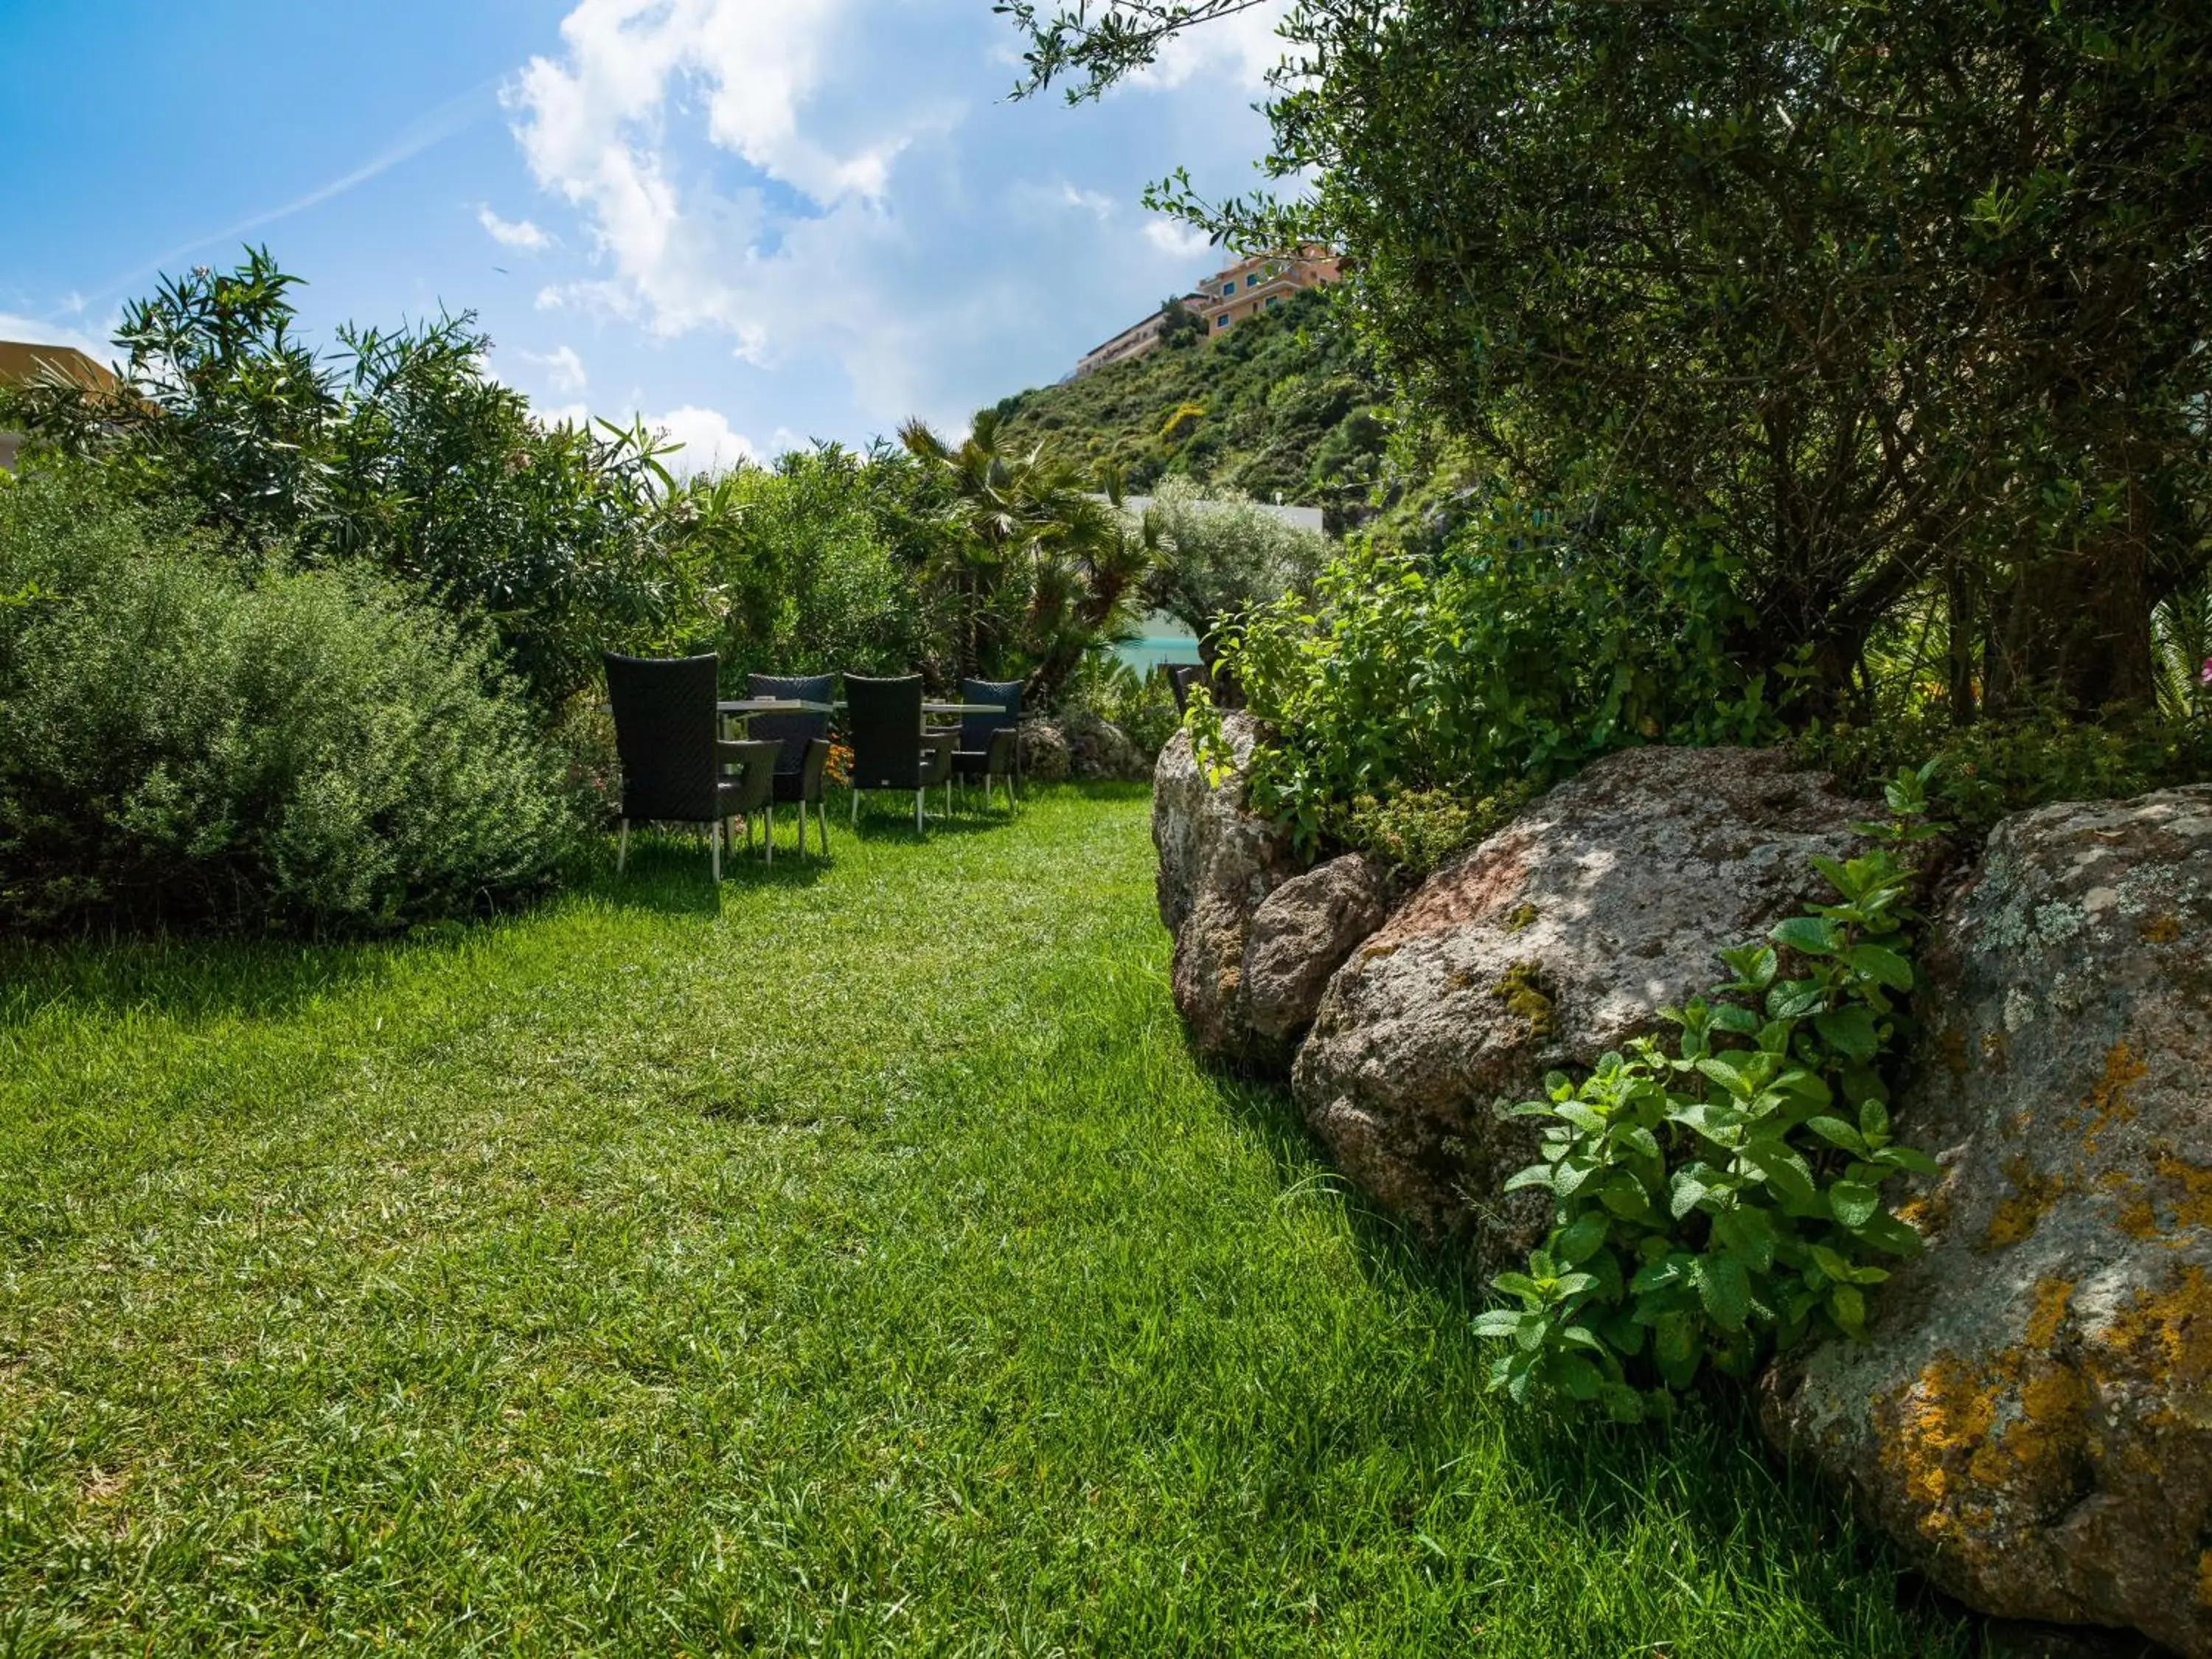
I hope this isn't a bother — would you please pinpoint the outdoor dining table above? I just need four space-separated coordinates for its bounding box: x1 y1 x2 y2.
716 697 836 733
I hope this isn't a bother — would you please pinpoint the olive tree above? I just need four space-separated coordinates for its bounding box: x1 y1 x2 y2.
1136 473 1324 664
1001 0 2212 720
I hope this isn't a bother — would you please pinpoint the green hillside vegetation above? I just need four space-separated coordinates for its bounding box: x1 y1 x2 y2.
988 287 1388 509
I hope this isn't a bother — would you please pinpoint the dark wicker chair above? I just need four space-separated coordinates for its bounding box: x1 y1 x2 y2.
603 651 778 880
951 677 1022 813
844 673 954 832
1165 662 1208 714
747 672 835 858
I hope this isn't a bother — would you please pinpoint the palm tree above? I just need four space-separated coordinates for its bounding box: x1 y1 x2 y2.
899 411 1147 695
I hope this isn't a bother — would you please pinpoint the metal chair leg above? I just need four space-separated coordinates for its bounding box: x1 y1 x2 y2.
852 787 860 827
818 797 830 856
711 818 721 883
766 803 774 866
915 789 924 832
618 818 629 872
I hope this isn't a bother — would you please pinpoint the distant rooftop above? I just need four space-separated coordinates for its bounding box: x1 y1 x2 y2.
0 340 116 391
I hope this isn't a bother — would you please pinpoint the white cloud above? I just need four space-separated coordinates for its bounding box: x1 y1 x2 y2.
1060 183 1117 220
499 0 1288 434
1134 0 1291 93
479 206 553 249
521 343 588 393
1144 218 1217 265
504 0 980 413
646 404 757 473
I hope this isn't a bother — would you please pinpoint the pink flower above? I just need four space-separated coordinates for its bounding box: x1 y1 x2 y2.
2200 657 2212 686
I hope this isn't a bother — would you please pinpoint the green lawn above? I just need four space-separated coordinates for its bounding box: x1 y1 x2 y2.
0 787 1969 1656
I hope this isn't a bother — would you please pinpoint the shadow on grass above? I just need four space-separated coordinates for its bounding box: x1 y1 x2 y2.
0 930 411 1034
578 826 832 914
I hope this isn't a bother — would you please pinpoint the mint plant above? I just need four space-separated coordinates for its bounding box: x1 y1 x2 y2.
1476 764 1945 1421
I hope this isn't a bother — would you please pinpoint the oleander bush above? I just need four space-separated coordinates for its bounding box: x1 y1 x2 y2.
0 466 572 933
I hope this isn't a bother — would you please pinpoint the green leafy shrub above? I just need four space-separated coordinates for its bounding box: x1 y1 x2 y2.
0 467 572 933
1477 768 1944 1420
1220 496 1785 853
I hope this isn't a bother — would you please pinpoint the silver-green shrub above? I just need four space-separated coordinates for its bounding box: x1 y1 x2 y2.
0 466 574 933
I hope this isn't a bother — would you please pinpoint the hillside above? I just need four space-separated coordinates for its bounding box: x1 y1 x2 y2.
987 287 1389 510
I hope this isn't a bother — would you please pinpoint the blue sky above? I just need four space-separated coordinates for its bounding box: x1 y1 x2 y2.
0 0 1286 465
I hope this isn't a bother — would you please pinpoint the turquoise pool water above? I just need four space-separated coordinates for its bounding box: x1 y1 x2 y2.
1114 635 1200 678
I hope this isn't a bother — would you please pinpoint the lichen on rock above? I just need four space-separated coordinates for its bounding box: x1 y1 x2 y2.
1761 787 2212 1659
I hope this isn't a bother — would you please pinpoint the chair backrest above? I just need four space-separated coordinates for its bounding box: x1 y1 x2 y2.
844 674 925 790
959 678 1022 751
605 652 720 823
747 672 833 776
1165 662 1206 714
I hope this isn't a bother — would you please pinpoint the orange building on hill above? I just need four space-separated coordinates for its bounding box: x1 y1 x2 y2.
1188 246 1340 339
1072 246 1340 378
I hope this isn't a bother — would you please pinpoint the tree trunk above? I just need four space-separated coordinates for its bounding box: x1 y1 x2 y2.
1946 563 1978 726
1986 460 2157 718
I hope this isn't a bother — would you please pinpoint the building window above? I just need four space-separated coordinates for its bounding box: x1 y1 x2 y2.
1215 315 1230 330
1220 282 1235 296
1265 294 1282 308
1245 273 1260 288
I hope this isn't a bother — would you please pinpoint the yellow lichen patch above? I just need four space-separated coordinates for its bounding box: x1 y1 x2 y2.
1503 901 1538 933
1877 1278 2090 1567
2086 1266 2212 1410
2025 1277 2076 1347
2118 1194 2161 1239
1983 1156 2068 1249
2154 1155 2212 1231
2079 1040 2148 1151
2141 914 2183 945
2197 1548 2212 1610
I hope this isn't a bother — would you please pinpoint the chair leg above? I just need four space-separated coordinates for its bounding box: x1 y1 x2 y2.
618 818 629 872
766 803 774 866
711 819 721 883
818 797 830 857
796 798 805 858
914 789 922 832
852 787 860 827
